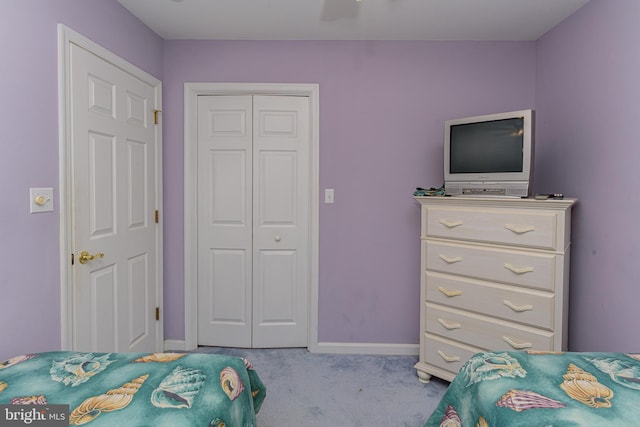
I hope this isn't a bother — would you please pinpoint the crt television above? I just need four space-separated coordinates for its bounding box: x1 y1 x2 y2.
444 109 535 197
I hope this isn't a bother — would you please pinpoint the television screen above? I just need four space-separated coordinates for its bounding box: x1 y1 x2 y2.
449 117 524 174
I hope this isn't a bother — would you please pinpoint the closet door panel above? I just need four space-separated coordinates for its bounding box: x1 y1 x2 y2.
197 95 253 347
252 95 310 347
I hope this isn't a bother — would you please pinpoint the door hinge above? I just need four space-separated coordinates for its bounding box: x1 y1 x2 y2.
155 307 160 321
155 210 159 223
153 109 162 125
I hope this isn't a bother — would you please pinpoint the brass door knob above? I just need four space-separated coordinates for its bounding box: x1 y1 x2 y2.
78 251 105 264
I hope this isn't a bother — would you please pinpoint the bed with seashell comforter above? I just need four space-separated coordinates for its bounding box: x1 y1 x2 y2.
425 350 640 427
0 351 266 426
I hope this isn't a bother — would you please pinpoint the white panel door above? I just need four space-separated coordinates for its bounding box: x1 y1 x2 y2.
252 95 309 347
197 95 253 347
197 95 310 348
71 43 158 352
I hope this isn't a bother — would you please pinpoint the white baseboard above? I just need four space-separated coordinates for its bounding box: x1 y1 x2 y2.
314 342 419 356
164 339 187 351
165 339 418 356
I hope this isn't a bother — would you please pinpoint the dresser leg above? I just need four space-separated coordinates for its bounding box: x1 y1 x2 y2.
416 369 432 383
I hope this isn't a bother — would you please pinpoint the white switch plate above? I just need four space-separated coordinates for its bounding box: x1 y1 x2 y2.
324 188 335 204
30 188 54 213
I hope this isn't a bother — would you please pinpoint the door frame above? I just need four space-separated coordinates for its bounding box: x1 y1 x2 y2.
184 83 319 352
57 24 164 351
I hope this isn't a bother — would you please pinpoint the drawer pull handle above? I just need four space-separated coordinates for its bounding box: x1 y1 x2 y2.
438 287 462 297
440 255 463 264
504 263 534 274
504 300 533 312
437 350 461 363
439 219 463 229
437 318 461 330
505 224 536 234
503 336 533 349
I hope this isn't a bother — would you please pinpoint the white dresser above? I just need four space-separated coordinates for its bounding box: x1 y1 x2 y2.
414 196 576 382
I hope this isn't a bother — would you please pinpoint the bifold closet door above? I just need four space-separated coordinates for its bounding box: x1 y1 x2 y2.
197 94 310 348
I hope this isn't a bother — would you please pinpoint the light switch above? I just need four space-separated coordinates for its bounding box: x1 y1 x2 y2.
30 188 54 213
324 188 335 204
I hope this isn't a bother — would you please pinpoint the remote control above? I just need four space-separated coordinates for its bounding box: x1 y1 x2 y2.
534 193 564 200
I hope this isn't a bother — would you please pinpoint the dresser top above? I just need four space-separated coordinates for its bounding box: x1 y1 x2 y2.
414 196 577 210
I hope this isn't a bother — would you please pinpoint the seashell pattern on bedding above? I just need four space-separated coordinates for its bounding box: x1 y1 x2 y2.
242 358 254 370
151 365 206 409
626 353 640 362
560 363 614 408
10 394 47 405
583 355 640 390
0 351 265 427
220 366 245 401
462 352 527 386
50 352 115 387
496 389 565 412
133 352 186 363
425 351 640 427
438 404 461 427
0 354 37 369
69 374 148 425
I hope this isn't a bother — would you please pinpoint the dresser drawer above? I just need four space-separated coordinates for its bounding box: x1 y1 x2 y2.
425 304 554 351
425 241 558 291
423 334 481 378
424 206 559 250
425 272 555 330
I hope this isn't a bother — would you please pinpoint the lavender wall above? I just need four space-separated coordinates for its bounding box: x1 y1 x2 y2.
535 0 640 352
12 0 625 358
0 0 162 361
162 41 537 343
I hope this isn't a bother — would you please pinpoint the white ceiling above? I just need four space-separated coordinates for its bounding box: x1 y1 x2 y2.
118 0 589 41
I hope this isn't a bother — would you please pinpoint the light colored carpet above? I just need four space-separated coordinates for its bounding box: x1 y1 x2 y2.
192 347 448 427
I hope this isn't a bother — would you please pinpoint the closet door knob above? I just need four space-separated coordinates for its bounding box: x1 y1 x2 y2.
274 235 281 242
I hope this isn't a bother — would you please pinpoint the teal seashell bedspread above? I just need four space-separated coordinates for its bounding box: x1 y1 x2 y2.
425 350 640 427
0 351 266 426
